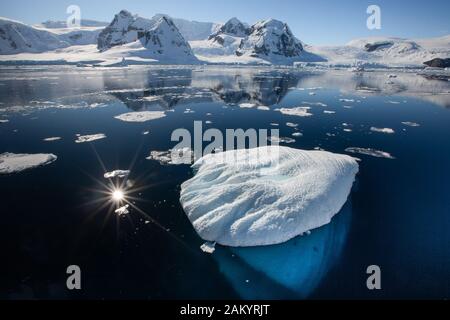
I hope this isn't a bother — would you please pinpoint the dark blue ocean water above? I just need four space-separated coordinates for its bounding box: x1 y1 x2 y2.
0 66 449 299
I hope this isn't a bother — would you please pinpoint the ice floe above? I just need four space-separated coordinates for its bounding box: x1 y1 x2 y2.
115 205 130 216
324 110 336 114
146 148 193 165
402 121 420 127
239 103 257 109
0 152 57 174
200 242 216 254
292 132 303 137
286 122 299 128
345 147 395 159
43 137 62 142
277 107 313 117
180 146 359 247
268 136 296 144
75 133 106 143
114 111 166 122
104 170 130 179
257 106 270 111
0 119 9 123
370 127 395 134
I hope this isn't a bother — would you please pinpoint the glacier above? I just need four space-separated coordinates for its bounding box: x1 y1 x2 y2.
180 146 359 247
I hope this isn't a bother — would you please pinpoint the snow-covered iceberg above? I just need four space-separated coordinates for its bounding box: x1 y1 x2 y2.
0 152 57 174
180 146 359 247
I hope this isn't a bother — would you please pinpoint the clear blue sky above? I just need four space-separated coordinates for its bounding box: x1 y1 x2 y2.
1 0 449 45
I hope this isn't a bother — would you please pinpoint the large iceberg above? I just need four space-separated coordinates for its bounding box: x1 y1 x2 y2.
180 146 359 247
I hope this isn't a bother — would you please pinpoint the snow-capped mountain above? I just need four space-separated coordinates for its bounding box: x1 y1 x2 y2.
153 14 219 41
138 16 198 63
308 36 450 67
210 17 249 39
97 10 154 51
236 19 303 59
191 18 249 57
0 17 69 54
192 18 323 65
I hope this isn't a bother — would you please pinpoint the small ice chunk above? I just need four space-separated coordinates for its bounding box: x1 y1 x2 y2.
104 170 130 179
292 132 303 137
277 107 313 117
142 131 150 135
180 146 359 247
286 122 299 128
339 99 354 103
387 101 401 104
115 205 130 216
0 119 9 123
239 103 257 109
200 242 216 254
115 111 166 122
43 137 62 142
345 147 395 159
257 106 270 111
0 153 57 174
324 110 336 114
370 127 395 134
402 122 420 127
269 136 296 144
147 148 193 165
75 134 106 144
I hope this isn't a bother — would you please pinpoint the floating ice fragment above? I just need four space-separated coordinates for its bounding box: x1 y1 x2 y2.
0 153 57 174
339 99 354 103
324 110 336 114
239 103 257 109
268 136 296 144
200 242 216 254
345 147 395 159
75 134 106 144
286 122 299 128
370 127 395 134
43 137 62 142
402 122 420 127
387 101 401 104
257 106 270 111
147 148 193 165
115 111 166 123
115 205 130 216
104 170 130 179
277 107 313 117
180 146 359 247
0 119 9 123
292 132 303 137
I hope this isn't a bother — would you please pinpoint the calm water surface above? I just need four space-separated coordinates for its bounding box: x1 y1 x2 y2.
0 66 449 299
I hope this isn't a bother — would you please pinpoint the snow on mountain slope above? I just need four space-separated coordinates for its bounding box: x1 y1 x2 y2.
308 36 450 67
190 18 249 58
153 14 220 41
138 16 198 64
236 19 303 58
97 10 154 51
193 18 324 65
57 28 103 46
0 17 69 54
